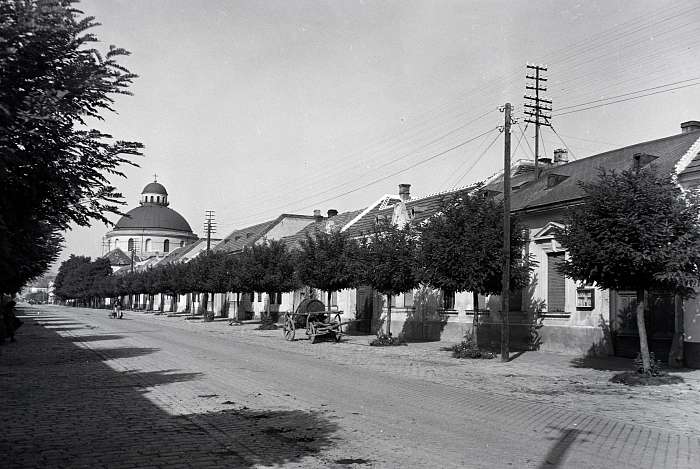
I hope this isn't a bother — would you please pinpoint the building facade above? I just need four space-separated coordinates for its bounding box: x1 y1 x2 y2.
104 180 198 258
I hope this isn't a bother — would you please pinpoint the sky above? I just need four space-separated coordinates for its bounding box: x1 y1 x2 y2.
55 0 700 269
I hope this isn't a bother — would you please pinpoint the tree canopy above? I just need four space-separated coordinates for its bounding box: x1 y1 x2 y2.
555 166 700 371
356 223 420 335
556 167 700 295
417 191 532 297
296 229 359 310
0 0 142 294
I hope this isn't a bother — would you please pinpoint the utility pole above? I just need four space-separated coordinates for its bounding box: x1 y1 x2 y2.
524 64 552 180
204 210 217 252
500 102 513 362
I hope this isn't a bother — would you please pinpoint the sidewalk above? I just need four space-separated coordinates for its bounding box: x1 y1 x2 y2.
128 307 700 436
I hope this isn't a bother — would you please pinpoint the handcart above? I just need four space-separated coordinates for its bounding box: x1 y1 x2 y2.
282 298 349 343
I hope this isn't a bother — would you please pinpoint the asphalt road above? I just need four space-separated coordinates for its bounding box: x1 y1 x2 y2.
2 305 698 468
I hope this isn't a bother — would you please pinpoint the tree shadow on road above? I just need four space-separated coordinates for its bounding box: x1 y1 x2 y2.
0 317 339 468
63 334 125 342
537 427 591 468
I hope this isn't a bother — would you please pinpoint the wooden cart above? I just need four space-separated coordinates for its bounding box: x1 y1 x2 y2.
282 298 347 343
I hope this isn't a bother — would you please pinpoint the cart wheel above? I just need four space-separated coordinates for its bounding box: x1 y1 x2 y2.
283 317 295 341
334 332 342 342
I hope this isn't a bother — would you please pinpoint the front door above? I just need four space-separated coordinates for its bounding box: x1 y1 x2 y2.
610 291 675 361
355 285 374 334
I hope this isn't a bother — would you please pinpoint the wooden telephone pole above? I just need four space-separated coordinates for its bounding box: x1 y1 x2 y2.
204 210 217 252
524 64 551 180
500 102 512 362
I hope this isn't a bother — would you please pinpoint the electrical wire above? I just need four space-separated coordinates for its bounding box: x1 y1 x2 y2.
554 81 700 116
451 129 503 189
225 127 499 225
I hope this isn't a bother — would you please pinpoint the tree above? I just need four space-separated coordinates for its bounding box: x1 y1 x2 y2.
0 0 142 295
555 167 700 372
356 223 420 336
296 229 359 312
239 240 299 321
417 191 532 342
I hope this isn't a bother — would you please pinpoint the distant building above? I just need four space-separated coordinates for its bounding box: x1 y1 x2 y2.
104 179 198 258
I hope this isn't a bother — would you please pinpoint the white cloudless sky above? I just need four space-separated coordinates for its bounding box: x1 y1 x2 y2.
55 0 700 269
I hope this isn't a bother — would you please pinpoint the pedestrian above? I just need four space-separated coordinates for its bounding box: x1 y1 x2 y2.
2 301 21 342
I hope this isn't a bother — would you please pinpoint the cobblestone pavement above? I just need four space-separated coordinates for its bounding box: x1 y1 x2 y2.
2 305 699 468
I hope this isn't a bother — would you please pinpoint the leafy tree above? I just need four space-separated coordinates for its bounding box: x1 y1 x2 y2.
556 167 700 372
356 223 420 336
296 229 359 312
54 255 91 302
239 240 299 321
417 191 532 342
0 0 142 295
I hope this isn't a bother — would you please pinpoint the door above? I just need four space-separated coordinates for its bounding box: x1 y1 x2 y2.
355 285 374 333
611 290 675 360
547 252 566 313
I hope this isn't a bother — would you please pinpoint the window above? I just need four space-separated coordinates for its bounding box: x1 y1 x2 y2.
114 239 120 249
547 252 566 313
404 290 414 308
163 239 170 252
270 292 282 305
443 290 455 310
180 240 185 248
150 195 154 202
127 238 134 252
145 239 152 252
107 239 112 251
257 292 262 302
330 291 337 307
576 287 595 310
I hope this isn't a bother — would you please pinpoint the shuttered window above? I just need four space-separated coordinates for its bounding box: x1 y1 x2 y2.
547 252 566 312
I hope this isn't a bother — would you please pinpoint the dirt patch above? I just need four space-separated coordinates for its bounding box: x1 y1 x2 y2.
611 372 685 386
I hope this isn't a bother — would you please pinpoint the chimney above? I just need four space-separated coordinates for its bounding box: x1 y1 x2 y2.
681 121 700 134
327 209 338 218
313 209 323 223
553 148 568 165
398 183 411 202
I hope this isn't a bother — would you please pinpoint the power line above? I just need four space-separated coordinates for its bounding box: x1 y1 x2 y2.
451 129 503 189
226 127 499 225
547 125 577 161
554 80 700 116
516 122 536 160
556 76 700 112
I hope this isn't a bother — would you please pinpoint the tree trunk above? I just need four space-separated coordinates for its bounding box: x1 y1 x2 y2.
327 290 332 312
636 289 651 373
202 292 209 312
669 293 684 368
386 294 392 336
472 291 479 344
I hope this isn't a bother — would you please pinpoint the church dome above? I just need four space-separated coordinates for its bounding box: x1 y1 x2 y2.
114 205 193 233
142 182 168 195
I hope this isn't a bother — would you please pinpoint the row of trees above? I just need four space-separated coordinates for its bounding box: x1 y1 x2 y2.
56 191 531 336
0 1 141 297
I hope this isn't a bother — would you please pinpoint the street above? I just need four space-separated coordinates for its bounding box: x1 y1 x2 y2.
1 305 698 468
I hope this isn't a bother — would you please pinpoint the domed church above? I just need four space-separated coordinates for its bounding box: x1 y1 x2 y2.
104 179 198 257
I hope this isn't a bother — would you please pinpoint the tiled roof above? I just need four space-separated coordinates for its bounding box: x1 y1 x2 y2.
102 248 136 266
214 214 315 253
342 188 474 238
281 209 364 249
339 195 403 238
483 129 700 213
158 239 219 265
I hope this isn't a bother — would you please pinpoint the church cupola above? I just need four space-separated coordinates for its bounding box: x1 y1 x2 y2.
140 178 169 206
